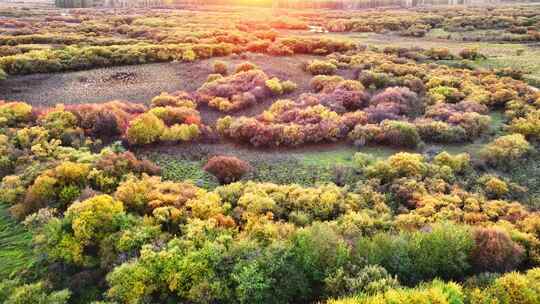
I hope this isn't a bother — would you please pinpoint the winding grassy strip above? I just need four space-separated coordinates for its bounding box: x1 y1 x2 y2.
0 204 34 278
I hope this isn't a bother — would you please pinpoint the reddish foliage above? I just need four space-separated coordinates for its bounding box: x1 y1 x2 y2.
203 156 252 184
96 151 160 178
470 227 525 273
67 101 146 138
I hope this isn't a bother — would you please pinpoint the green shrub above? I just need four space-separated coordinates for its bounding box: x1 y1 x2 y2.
355 223 474 285
0 280 71 304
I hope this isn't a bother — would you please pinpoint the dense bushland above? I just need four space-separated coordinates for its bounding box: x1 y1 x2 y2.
2 5 540 304
218 49 536 148
3 91 540 302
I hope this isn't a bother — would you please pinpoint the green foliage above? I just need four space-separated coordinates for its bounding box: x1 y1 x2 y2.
292 222 350 290
0 280 71 304
328 280 465 304
2 6 540 304
324 265 400 298
39 195 125 266
355 223 474 285
0 204 34 278
149 155 218 189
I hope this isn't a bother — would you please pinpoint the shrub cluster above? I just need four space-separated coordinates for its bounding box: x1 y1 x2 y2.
197 68 295 112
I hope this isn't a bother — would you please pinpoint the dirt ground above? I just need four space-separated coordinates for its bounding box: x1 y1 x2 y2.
0 52 356 125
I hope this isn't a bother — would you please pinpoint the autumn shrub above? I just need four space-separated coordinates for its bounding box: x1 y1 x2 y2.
126 113 166 145
401 23 431 37
369 86 422 116
213 60 228 75
151 92 196 108
281 80 298 93
306 60 337 75
470 227 525 273
349 120 421 148
197 69 270 112
425 48 453 60
311 75 345 92
42 194 125 266
207 73 223 83
265 77 283 96
468 268 540 303
479 175 509 198
415 119 467 143
38 106 80 141
114 174 199 215
203 156 251 184
160 123 200 142
509 109 540 141
358 71 398 90
481 134 533 168
149 106 201 126
0 101 32 126
328 280 465 304
92 151 160 192
459 48 485 60
67 101 146 138
11 161 91 218
235 61 258 73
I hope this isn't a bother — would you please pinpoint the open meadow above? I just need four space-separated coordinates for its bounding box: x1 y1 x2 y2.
2 2 540 303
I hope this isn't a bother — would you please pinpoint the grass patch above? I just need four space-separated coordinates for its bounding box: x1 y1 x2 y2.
244 159 362 187
148 154 219 189
0 204 34 278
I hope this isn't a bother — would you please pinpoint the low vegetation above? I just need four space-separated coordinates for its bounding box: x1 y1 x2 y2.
1 3 540 304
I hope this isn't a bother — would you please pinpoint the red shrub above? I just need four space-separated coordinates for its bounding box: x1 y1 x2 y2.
203 156 252 184
470 227 525 273
369 86 421 116
67 101 146 137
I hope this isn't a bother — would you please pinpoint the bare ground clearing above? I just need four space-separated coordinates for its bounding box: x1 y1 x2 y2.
0 53 356 125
